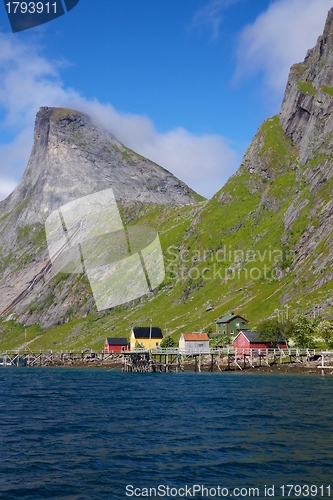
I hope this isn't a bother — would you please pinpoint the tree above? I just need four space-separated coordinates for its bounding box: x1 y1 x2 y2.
256 319 286 347
160 336 176 348
314 320 333 349
210 334 233 348
203 324 213 335
285 315 315 348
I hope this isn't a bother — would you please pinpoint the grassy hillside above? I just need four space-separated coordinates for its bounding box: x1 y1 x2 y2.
0 116 332 351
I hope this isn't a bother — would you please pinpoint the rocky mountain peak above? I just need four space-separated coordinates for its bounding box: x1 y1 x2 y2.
279 7 333 166
323 6 333 36
1 106 200 226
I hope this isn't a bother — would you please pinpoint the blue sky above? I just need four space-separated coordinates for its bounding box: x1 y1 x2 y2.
0 0 331 199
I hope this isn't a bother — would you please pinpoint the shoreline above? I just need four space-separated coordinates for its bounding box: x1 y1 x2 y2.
35 359 332 375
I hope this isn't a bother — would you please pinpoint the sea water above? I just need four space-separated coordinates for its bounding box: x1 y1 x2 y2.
0 368 332 500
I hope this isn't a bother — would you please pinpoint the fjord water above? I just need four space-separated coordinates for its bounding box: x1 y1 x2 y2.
0 369 332 500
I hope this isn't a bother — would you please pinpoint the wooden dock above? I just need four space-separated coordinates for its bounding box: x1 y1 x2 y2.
0 351 115 367
317 351 333 375
0 348 324 372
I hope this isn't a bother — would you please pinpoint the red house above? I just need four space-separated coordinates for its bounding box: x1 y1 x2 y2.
104 338 129 354
233 331 288 354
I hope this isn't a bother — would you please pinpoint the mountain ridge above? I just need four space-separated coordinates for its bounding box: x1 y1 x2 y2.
1 106 201 226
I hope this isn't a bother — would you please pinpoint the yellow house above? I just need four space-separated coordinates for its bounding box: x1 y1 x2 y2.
130 327 163 350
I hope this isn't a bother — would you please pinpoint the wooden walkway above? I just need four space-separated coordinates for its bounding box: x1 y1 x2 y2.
0 347 323 372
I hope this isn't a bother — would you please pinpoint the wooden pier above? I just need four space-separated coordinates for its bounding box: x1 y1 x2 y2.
0 348 325 372
120 347 319 373
0 351 115 367
317 351 333 375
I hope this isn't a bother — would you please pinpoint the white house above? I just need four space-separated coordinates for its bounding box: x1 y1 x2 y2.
179 332 210 355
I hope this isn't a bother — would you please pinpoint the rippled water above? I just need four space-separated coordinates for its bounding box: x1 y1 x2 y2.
0 369 332 499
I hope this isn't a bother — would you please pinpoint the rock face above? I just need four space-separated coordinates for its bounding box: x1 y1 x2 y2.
280 8 333 165
212 7 333 318
1 107 199 227
0 107 200 326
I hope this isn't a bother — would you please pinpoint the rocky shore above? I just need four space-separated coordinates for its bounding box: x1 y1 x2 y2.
56 357 332 375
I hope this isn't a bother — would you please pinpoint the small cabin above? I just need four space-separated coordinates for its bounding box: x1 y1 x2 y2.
215 313 249 335
179 332 210 355
130 327 163 350
233 331 288 354
104 338 129 354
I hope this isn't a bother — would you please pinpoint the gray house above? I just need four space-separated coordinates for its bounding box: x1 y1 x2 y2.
179 333 210 354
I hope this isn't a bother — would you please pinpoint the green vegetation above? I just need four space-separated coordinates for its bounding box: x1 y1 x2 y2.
284 315 320 348
260 116 298 165
256 316 331 349
160 336 177 348
296 80 316 96
291 63 306 77
256 318 286 347
210 334 233 348
314 320 333 349
50 108 80 120
320 84 333 97
0 113 332 352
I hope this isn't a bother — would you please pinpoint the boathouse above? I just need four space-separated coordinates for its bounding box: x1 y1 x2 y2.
215 313 249 335
104 338 129 354
179 333 210 355
233 331 288 354
130 327 163 350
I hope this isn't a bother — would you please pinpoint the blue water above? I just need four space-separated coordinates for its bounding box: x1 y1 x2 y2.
0 369 332 500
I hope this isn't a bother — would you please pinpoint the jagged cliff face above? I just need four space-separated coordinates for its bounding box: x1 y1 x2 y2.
1 107 199 227
280 9 333 165
210 8 333 318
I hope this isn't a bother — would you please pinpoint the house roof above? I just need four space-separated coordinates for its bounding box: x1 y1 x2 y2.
234 331 287 344
106 337 128 346
239 331 262 343
182 333 209 341
216 313 249 324
132 327 163 339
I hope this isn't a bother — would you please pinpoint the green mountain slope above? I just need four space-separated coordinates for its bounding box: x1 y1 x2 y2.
1 10 333 351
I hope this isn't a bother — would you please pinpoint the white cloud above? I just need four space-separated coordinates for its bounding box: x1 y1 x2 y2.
191 0 240 40
235 0 331 93
80 101 239 198
0 31 239 201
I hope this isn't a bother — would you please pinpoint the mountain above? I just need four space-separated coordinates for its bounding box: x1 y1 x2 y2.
190 6 333 321
1 106 201 226
0 107 202 329
0 9 332 350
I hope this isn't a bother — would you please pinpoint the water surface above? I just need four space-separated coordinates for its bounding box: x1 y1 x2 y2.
0 369 332 499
